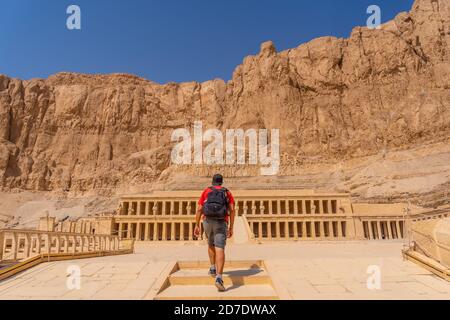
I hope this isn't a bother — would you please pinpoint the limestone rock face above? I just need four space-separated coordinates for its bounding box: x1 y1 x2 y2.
0 0 449 203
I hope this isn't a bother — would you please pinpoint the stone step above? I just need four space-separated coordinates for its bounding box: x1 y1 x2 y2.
155 284 278 300
168 267 271 286
154 260 279 300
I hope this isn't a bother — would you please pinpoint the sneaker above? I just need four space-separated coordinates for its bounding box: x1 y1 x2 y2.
208 267 216 276
215 277 226 292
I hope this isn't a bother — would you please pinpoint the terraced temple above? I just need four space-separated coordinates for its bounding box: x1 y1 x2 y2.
49 190 420 242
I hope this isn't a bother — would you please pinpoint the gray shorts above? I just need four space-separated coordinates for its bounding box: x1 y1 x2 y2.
203 219 228 249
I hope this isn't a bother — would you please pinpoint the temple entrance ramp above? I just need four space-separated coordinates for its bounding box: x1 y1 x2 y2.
230 216 251 244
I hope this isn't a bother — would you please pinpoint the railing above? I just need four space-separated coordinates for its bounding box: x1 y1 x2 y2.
401 208 450 281
0 229 132 262
410 208 450 222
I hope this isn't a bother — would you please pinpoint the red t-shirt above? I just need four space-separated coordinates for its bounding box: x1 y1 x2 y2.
198 186 235 223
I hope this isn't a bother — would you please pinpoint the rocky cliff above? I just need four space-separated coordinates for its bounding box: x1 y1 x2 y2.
0 0 449 205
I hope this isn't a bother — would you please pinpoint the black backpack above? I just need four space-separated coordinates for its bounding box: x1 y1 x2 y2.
203 187 229 220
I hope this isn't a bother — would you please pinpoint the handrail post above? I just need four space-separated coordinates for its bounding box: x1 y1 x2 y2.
0 231 4 261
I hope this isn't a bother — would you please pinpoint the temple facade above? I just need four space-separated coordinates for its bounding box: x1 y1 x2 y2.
114 190 412 241
38 190 429 242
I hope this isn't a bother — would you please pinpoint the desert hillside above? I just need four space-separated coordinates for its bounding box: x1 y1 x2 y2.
0 0 449 227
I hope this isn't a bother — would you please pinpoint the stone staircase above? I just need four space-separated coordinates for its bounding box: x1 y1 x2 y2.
154 260 279 300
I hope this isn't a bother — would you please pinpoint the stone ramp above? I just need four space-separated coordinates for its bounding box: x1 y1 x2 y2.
231 215 251 244
154 260 279 300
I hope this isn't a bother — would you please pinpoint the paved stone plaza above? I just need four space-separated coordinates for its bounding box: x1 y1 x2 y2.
0 240 449 300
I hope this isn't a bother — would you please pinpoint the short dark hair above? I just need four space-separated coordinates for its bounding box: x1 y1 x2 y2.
212 174 223 186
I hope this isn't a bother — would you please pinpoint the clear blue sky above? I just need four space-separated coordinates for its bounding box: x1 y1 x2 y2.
0 0 415 84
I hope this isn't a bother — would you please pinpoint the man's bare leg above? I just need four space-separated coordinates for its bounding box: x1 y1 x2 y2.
208 245 217 276
208 245 216 266
215 247 225 275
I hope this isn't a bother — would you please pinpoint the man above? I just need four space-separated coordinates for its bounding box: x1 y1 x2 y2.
194 174 235 292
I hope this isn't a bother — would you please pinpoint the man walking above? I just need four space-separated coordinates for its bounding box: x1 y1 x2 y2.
194 174 235 292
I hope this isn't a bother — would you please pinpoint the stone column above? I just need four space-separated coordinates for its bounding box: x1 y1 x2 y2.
284 221 289 239
334 221 340 238
377 221 382 239
371 221 377 239
267 222 272 240
391 221 397 239
72 236 77 253
320 222 325 238
11 233 18 260
397 221 402 238
118 223 123 239
22 234 31 260
180 223 185 241
64 236 69 253
69 236 75 253
294 201 298 215
80 237 85 253
312 222 318 238
258 222 263 239
268 201 273 215
302 222 307 238
162 223 167 241
368 222 373 240
36 235 41 254
277 201 282 215
153 223 159 241
127 223 132 239
189 223 193 241
171 223 176 241
45 234 51 254
387 221 393 239
319 200 323 214
137 202 141 216
55 236 61 253
294 222 299 240
144 223 149 241
136 223 142 241
275 222 280 239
